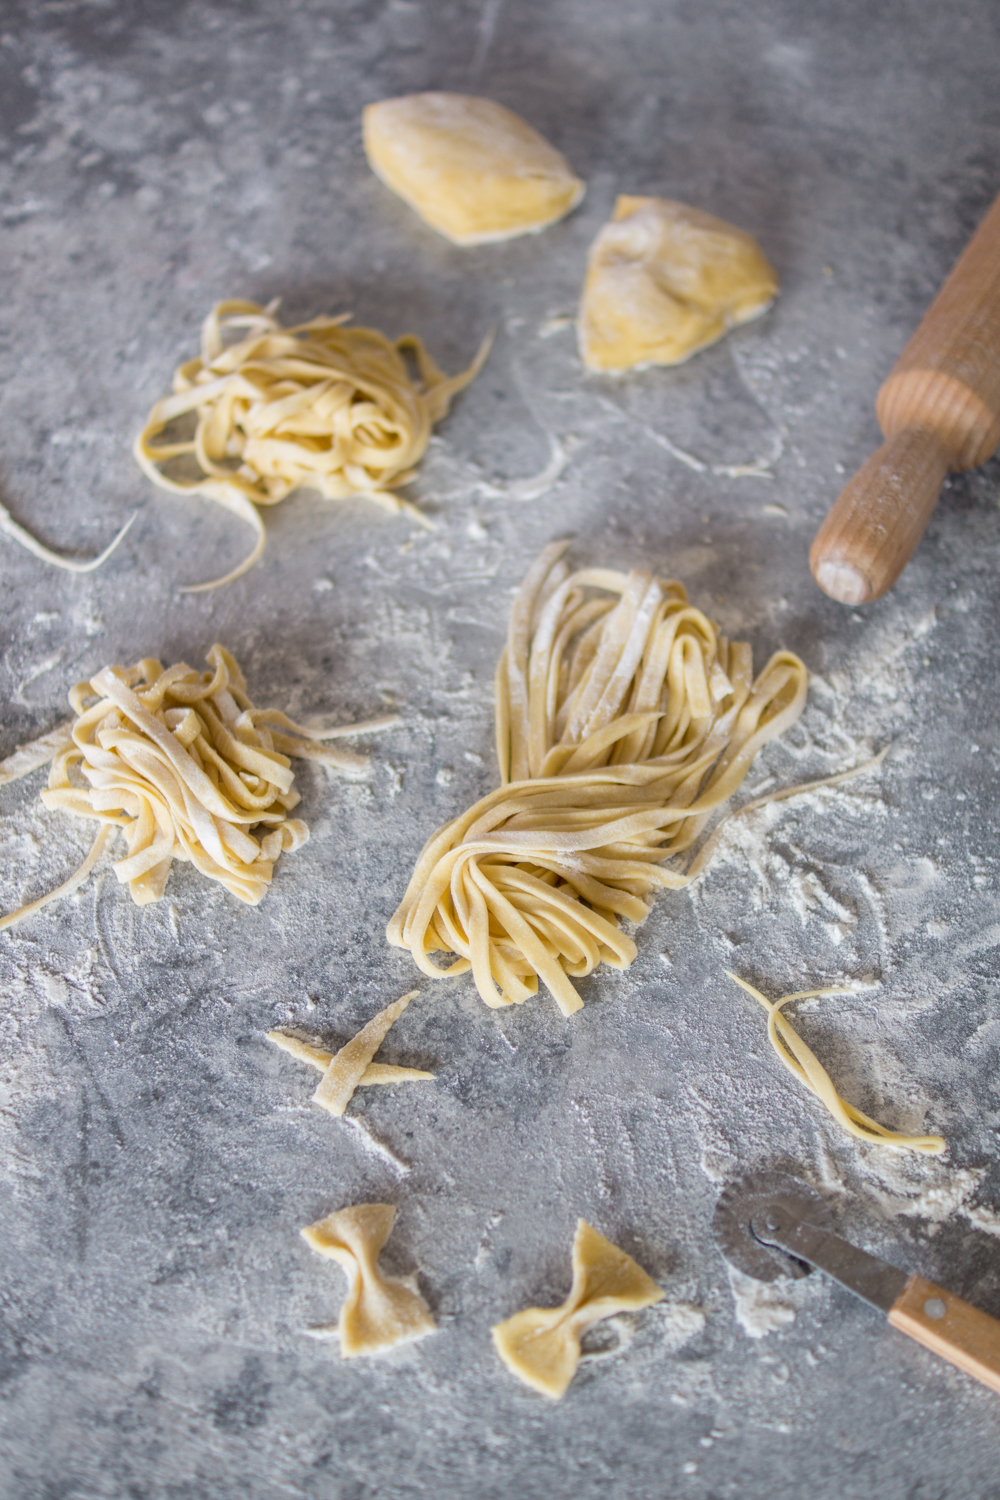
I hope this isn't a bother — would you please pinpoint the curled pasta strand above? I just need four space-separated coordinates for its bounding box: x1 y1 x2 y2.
135 300 491 589
0 501 136 575
728 973 946 1154
0 824 114 933
1 645 394 928
388 543 813 1016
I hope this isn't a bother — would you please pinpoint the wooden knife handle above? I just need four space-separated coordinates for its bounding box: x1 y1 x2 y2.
812 190 1000 603
889 1273 1000 1395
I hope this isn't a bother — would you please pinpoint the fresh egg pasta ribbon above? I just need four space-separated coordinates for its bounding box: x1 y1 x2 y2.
728 973 946 1154
135 299 491 589
0 501 136 574
388 540 809 1016
0 644 395 928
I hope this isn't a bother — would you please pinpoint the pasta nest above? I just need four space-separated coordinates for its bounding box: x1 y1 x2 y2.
135 299 490 588
388 542 808 1016
35 645 375 908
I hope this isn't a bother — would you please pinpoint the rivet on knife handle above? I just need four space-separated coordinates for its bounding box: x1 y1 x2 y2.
810 190 1000 604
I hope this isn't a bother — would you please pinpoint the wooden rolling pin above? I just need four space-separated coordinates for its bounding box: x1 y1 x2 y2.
810 190 1000 604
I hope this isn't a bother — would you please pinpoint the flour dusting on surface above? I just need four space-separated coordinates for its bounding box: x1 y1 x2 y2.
727 1267 804 1339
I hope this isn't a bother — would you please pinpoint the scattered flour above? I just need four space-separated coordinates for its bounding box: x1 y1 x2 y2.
727 1266 804 1339
582 1302 704 1365
343 1115 412 1176
421 430 568 505
656 1300 707 1352
860 1159 1000 1242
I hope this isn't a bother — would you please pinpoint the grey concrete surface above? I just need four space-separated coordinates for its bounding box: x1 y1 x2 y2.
2 1 1000 1496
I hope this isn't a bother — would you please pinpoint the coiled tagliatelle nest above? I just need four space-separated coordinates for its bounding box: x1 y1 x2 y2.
135 300 490 589
0 645 394 927
388 542 809 1017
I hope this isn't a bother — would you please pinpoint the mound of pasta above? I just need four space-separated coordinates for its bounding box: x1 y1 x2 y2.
388 542 808 1016
0 645 394 928
135 300 490 589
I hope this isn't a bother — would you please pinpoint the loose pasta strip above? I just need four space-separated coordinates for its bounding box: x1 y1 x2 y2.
302 1202 435 1358
491 1219 663 1399
268 1030 433 1089
0 645 395 927
0 501 136 574
268 991 433 1115
135 299 491 589
0 723 75 787
388 540 809 1016
728 973 946 1154
0 825 114 935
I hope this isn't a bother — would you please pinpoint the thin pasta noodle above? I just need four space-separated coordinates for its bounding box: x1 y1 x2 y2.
388 541 811 1017
0 502 136 574
684 745 891 882
728 973 946 1154
0 644 396 928
0 825 114 934
135 299 491 590
0 723 75 786
267 1029 433 1089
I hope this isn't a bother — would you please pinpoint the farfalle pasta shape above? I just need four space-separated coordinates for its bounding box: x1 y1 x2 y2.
135 299 489 588
1 645 392 928
388 541 808 1016
492 1219 663 1399
302 1203 435 1358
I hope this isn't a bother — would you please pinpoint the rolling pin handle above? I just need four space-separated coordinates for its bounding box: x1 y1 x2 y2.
811 189 1000 602
809 426 950 604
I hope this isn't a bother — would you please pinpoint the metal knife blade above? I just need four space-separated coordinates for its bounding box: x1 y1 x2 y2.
750 1203 908 1313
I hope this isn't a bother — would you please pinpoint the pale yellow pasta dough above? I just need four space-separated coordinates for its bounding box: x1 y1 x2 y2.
491 1219 663 1400
302 1203 435 1358
578 195 779 372
363 93 585 245
728 974 946 1154
268 990 433 1114
388 541 807 1016
0 645 394 930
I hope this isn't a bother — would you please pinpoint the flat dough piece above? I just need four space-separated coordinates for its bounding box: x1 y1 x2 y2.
310 991 419 1115
302 1203 435 1358
491 1219 663 1399
579 195 778 371
267 1028 433 1087
363 92 585 245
